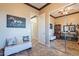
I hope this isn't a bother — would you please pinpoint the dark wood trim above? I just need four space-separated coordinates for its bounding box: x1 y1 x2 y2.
31 16 37 19
55 11 79 18
25 3 51 11
25 3 40 10
50 15 56 19
39 3 51 10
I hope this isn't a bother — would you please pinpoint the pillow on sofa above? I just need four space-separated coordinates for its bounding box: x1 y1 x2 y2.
6 37 17 46
23 36 29 42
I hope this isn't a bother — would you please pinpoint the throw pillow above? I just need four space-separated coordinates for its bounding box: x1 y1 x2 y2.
6 37 17 46
23 36 29 42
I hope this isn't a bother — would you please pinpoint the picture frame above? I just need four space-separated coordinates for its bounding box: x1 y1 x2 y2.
50 23 53 29
69 25 76 32
63 25 69 32
7 15 26 28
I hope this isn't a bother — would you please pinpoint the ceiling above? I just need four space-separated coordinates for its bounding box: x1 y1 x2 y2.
25 3 79 18
25 3 50 10
50 3 79 18
29 3 47 9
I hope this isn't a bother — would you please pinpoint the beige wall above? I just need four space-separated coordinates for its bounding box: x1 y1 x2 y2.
0 3 39 48
56 13 79 25
50 17 55 24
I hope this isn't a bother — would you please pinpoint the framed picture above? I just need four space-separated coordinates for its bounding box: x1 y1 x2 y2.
63 25 69 32
7 15 26 28
50 24 53 29
69 25 76 32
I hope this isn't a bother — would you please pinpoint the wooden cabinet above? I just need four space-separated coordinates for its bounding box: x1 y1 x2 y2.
54 24 61 39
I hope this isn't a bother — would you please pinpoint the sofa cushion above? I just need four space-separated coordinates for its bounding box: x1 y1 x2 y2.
23 36 29 42
6 37 17 46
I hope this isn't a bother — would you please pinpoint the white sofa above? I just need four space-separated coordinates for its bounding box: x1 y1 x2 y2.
50 36 56 41
4 42 32 56
49 29 56 41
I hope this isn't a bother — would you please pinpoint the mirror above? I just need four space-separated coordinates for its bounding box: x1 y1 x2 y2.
49 3 79 55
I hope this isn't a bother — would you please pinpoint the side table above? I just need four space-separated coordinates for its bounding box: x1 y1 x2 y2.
0 48 4 56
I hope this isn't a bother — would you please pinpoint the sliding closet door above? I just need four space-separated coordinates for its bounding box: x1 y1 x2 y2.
65 4 79 55
38 13 45 45
49 15 66 52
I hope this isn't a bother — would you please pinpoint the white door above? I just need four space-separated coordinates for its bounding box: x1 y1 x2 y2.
38 13 45 44
31 17 37 40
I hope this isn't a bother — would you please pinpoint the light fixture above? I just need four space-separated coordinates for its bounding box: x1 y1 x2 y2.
58 6 72 15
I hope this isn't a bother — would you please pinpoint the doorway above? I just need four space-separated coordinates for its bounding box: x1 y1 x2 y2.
31 16 38 40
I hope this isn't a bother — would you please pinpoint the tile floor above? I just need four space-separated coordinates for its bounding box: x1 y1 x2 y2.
11 39 70 56
1 39 79 56
50 39 79 56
